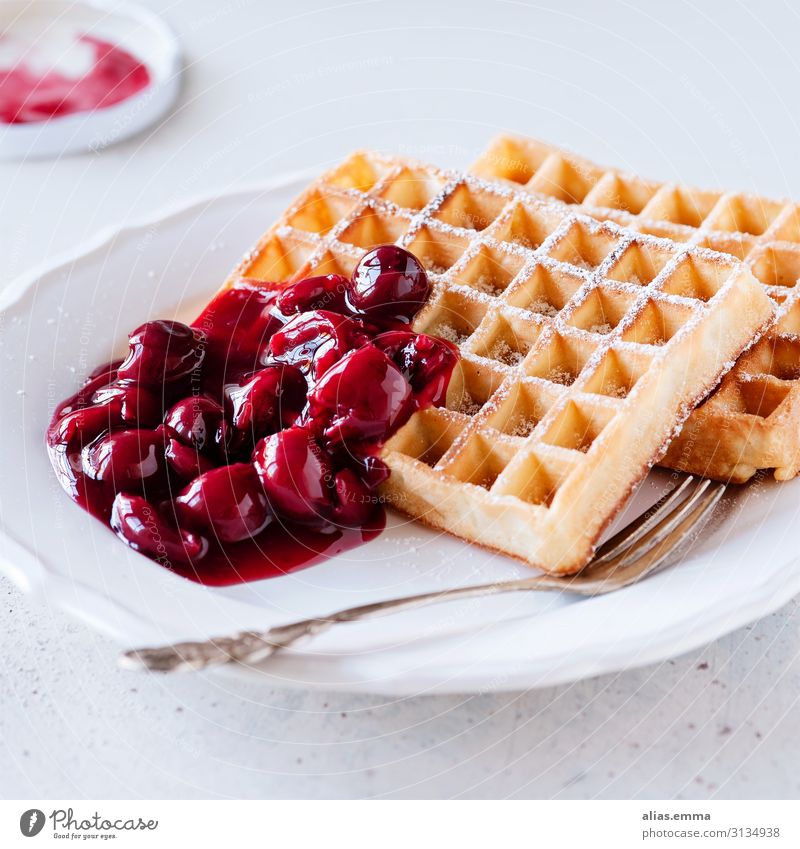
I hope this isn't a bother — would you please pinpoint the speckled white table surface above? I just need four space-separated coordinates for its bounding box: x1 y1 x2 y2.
2 0 799 800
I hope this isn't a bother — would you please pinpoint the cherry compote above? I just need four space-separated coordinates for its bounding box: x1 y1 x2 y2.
46 246 457 585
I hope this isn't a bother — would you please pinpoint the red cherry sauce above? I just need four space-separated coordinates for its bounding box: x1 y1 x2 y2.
46 247 458 585
0 34 151 125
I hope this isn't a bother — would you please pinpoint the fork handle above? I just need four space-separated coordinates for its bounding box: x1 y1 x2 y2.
119 573 573 673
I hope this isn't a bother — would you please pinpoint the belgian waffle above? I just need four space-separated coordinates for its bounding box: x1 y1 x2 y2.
472 134 800 483
227 151 773 575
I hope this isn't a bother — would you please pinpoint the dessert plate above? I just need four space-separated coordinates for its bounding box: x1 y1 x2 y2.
2 173 799 694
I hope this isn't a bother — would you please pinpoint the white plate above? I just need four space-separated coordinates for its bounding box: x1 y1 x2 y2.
2 174 800 694
0 0 181 160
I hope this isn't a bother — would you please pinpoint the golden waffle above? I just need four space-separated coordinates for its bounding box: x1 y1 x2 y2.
227 151 773 575
472 134 800 483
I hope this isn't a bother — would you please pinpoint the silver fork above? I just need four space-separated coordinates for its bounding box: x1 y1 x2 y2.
119 476 725 673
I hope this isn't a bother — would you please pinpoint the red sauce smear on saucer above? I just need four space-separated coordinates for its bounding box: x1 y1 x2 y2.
0 34 150 124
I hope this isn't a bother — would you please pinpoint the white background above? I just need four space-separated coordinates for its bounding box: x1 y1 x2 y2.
1 0 799 799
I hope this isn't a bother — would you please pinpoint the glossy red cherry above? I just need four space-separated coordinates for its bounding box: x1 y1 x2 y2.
252 428 333 524
193 280 285 382
307 344 413 444
224 364 307 453
350 454 391 489
164 396 224 452
276 274 353 316
74 362 121 406
92 382 163 427
373 331 458 407
324 442 392 488
331 468 378 526
267 310 369 380
174 463 271 543
48 380 162 450
82 426 169 492
47 402 120 450
111 493 208 564
165 438 216 479
51 363 120 421
117 320 205 386
347 245 430 324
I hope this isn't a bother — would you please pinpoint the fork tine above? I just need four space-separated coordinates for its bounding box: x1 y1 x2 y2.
592 475 698 566
609 479 722 570
594 479 721 574
583 482 726 594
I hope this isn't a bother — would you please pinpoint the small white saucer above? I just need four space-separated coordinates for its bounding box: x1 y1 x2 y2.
0 0 181 160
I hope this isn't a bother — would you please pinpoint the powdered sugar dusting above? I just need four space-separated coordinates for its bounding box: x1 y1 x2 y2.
433 323 470 346
456 392 483 416
490 339 524 366
472 274 503 296
529 299 559 318
545 367 576 386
